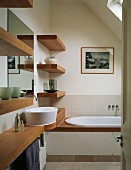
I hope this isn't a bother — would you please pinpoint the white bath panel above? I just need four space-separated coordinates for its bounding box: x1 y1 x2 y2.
46 132 121 155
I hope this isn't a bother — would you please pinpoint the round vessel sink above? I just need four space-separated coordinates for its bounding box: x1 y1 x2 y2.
24 107 58 126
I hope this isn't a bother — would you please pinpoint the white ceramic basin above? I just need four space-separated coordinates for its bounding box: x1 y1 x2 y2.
24 107 58 126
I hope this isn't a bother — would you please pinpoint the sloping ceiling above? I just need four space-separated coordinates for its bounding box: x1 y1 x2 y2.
83 0 122 40
51 0 122 40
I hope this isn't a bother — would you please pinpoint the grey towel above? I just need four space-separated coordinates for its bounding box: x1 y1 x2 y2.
10 138 40 170
25 138 40 170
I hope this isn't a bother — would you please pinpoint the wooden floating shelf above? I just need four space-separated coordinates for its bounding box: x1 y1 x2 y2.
37 35 66 51
0 27 33 56
37 64 65 73
0 97 33 115
0 0 33 8
18 64 34 72
37 91 65 98
17 35 34 49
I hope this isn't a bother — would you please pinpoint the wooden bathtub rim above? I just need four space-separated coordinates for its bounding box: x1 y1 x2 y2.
47 118 121 132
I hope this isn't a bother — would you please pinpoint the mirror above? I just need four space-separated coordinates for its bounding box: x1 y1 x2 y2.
7 9 34 91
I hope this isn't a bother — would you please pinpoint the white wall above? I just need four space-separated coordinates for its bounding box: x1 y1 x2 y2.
50 1 122 95
0 9 8 86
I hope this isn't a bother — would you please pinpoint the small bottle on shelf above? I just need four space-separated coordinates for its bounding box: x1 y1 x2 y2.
20 120 24 132
15 113 20 132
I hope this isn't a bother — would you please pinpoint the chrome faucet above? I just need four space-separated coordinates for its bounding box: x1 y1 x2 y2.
108 105 111 110
112 105 115 110
116 105 119 111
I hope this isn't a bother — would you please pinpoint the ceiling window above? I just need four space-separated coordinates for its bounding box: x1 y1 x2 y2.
107 0 122 21
114 0 123 5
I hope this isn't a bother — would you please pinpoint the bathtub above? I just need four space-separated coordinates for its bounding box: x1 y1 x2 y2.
46 116 121 156
65 116 121 127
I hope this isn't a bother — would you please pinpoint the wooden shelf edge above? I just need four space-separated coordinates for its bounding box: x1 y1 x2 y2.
37 35 66 51
37 64 65 73
0 27 33 56
0 97 33 115
56 108 65 126
0 0 33 8
37 91 66 98
17 35 34 49
45 108 65 131
18 64 34 72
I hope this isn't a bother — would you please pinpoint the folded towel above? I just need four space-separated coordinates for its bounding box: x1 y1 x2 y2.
10 138 40 170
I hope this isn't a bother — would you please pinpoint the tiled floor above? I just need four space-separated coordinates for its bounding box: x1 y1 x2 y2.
43 162 120 170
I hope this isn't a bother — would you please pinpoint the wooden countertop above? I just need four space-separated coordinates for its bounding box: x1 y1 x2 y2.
0 108 65 170
0 126 44 170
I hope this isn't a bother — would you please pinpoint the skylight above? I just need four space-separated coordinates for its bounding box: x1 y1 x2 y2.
114 0 123 5
107 0 122 21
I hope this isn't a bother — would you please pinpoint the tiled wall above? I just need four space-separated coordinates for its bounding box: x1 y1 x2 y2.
51 95 121 117
0 105 34 134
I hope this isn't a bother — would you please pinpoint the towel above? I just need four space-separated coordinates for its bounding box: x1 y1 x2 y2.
24 138 40 170
10 138 40 170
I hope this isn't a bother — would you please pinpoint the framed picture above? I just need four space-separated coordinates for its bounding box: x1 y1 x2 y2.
8 56 20 74
81 47 114 74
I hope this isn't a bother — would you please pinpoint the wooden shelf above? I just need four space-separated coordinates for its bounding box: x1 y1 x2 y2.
0 27 33 56
18 64 34 72
0 0 33 8
17 35 34 49
0 97 33 115
37 35 66 51
37 91 65 98
37 64 65 73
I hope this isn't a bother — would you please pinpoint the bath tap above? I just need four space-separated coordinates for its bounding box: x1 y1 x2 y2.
112 105 115 110
108 105 111 110
116 105 119 111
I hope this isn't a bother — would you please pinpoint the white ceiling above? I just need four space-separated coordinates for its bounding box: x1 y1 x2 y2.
51 0 122 40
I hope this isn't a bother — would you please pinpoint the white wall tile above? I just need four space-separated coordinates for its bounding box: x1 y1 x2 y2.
51 95 121 117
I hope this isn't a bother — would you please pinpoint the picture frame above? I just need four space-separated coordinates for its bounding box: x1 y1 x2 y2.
8 56 20 74
81 47 114 74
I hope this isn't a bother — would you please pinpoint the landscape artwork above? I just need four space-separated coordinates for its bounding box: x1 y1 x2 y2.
81 47 114 74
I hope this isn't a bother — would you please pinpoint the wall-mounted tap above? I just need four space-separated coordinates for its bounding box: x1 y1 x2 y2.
112 105 115 110
116 105 119 111
108 105 111 110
